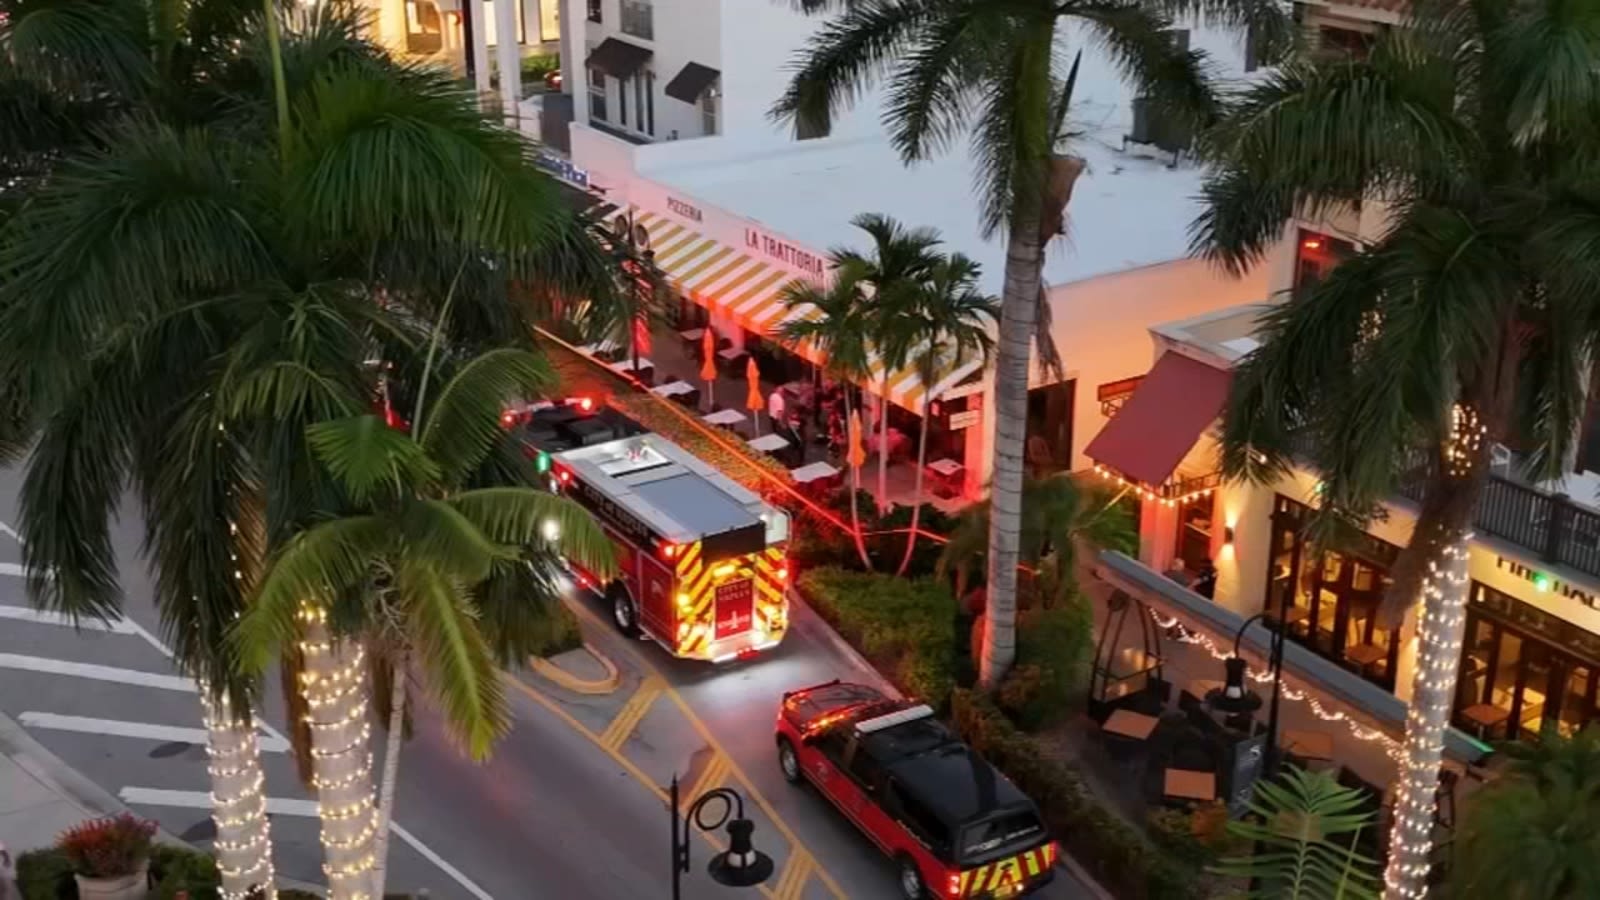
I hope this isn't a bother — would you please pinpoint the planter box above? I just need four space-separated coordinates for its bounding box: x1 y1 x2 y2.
74 862 148 900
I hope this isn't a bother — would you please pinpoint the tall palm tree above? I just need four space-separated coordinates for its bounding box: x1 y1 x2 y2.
834 213 942 514
1191 4 1600 891
0 10 615 899
776 0 1290 689
1450 727 1600 898
888 252 997 575
232 348 615 897
779 261 877 570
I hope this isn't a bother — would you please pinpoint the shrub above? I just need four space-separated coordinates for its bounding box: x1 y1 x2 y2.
798 568 957 709
15 848 75 900
148 844 221 899
532 599 583 658
521 52 560 79
951 689 1200 900
57 814 156 878
1001 600 1094 731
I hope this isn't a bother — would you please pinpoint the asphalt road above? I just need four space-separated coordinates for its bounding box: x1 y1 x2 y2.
0 466 1095 899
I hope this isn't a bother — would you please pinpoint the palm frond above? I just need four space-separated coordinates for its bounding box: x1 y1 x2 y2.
308 414 441 504
397 559 508 760
417 348 554 484
472 553 570 666
234 515 389 673
449 487 617 577
398 497 511 584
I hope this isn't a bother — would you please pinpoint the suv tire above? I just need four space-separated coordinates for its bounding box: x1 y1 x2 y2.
609 583 640 637
896 856 928 900
777 737 802 785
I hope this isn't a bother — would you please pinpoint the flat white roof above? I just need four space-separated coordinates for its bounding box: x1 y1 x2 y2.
648 133 1207 296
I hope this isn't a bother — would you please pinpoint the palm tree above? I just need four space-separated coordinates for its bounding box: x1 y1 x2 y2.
0 9 615 899
834 213 942 514
888 252 997 575
776 0 1291 689
937 473 1136 609
779 261 877 570
1449 727 1600 898
1216 768 1382 899
1191 5 1600 890
232 348 615 897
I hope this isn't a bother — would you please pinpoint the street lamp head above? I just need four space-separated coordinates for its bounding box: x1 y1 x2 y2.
707 818 774 888
1207 656 1262 715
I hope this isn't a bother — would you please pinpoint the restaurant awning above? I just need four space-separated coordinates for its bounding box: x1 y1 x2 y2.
628 207 977 412
1084 351 1231 486
664 62 721 104
585 38 652 79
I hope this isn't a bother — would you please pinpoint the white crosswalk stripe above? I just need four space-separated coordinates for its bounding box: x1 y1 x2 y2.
0 605 138 633
0 653 195 691
19 712 289 753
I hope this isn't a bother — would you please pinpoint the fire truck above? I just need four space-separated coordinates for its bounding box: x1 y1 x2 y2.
511 399 792 662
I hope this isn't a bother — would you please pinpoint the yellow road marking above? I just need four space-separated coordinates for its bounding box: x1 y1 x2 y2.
682 753 729 811
505 675 784 900
564 600 851 900
599 675 663 751
772 850 814 900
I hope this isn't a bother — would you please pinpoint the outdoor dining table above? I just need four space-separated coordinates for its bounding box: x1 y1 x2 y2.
748 433 790 454
703 409 747 428
790 461 840 484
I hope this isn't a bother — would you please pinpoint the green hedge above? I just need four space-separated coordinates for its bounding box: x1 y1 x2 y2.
951 689 1201 900
17 844 227 900
798 568 957 709
999 600 1095 731
15 848 74 900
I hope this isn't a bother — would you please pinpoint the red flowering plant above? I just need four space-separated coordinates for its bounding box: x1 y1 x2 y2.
57 814 157 877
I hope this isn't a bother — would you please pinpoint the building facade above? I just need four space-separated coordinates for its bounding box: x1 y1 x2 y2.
1090 284 1600 747
557 9 1278 496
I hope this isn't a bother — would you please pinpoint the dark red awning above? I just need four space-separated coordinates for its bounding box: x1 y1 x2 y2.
1084 352 1231 487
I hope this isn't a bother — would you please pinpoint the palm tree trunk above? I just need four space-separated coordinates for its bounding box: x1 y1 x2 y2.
842 390 873 571
199 689 277 900
898 403 933 576
299 608 378 900
980 220 1047 689
877 377 891 515
369 653 409 898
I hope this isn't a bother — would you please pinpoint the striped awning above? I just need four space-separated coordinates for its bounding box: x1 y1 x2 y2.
625 206 984 412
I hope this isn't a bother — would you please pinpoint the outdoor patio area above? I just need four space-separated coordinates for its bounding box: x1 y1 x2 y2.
572 322 974 516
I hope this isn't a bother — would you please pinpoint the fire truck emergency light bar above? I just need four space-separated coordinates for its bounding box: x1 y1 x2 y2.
856 704 936 734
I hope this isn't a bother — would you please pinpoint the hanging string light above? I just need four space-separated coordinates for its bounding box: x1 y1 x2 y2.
198 680 278 900
1092 464 1217 507
1144 607 1402 757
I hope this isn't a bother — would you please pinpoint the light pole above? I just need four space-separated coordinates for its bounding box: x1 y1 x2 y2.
670 774 774 900
1207 606 1289 777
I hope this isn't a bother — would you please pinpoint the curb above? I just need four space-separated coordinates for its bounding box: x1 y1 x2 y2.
0 709 325 895
529 642 621 695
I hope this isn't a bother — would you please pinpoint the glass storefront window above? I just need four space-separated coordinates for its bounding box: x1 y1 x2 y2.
1265 495 1401 691
1454 582 1600 743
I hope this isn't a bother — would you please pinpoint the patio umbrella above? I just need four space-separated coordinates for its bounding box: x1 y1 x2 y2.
847 409 867 470
700 328 718 410
745 357 763 434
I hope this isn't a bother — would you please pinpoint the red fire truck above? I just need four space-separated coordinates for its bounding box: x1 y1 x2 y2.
513 399 792 662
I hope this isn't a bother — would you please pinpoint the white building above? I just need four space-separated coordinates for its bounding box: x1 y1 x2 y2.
554 3 1304 498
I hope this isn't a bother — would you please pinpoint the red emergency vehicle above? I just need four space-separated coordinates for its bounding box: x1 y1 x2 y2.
513 399 791 661
776 681 1058 899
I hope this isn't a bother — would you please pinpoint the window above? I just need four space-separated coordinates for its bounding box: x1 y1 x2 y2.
403 0 443 54
814 731 850 769
958 810 1045 865
586 0 601 24
1293 229 1355 294
844 745 884 793
700 89 718 135
886 781 950 855
538 0 560 42
588 64 608 122
620 0 653 40
1317 25 1375 60
632 71 654 135
618 73 627 126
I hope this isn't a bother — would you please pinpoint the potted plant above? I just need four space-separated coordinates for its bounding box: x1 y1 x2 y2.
58 814 158 900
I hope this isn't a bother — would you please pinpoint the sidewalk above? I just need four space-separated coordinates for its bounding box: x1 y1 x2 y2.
0 710 120 861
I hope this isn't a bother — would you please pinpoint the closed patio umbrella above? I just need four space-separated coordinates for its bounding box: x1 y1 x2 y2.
700 328 718 410
745 357 763 434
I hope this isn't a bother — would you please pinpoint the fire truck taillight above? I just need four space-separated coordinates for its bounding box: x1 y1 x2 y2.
501 411 516 427
676 592 692 610
659 541 678 560
776 563 789 582
945 872 961 897
577 396 594 411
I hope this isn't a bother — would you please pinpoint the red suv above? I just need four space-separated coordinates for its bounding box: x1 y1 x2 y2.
776 681 1059 899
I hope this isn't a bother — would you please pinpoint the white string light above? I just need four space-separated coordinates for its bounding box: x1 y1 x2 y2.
1144 607 1403 757
198 681 278 900
297 603 378 900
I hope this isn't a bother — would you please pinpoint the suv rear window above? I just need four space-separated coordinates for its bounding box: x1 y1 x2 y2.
957 810 1046 865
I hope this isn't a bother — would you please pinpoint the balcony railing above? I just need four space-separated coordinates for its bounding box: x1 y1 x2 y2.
620 0 653 39
1291 434 1600 579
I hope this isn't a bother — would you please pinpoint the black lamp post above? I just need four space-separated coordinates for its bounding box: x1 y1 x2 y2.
670 774 774 900
1206 607 1290 777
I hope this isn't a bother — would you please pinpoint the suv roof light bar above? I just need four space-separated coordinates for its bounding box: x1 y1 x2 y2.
856 704 935 734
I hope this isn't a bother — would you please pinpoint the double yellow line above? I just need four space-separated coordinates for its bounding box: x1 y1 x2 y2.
600 675 664 751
